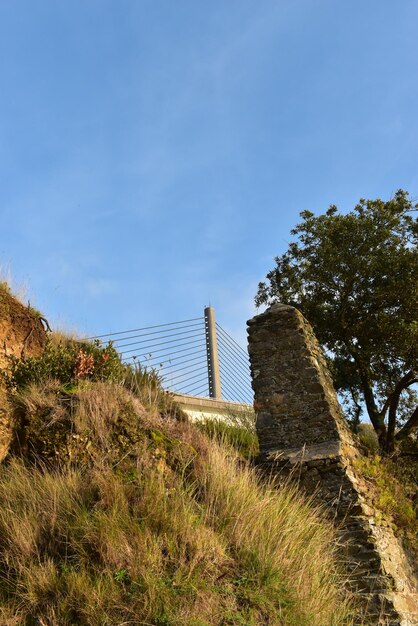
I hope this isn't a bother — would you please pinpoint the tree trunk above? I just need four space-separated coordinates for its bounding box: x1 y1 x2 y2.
387 372 417 452
358 369 387 449
396 404 418 442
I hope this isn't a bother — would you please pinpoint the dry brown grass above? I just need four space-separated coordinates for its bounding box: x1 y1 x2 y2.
48 329 82 345
201 443 352 623
0 267 29 306
0 379 355 625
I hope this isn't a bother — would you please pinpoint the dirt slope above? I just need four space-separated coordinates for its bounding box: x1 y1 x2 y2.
0 286 47 461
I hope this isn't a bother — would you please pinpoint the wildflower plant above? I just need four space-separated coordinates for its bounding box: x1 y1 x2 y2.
3 337 125 391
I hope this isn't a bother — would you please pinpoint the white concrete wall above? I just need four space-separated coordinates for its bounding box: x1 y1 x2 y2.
172 393 254 423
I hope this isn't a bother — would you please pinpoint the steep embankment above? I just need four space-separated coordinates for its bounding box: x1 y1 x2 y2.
0 285 47 461
0 290 354 626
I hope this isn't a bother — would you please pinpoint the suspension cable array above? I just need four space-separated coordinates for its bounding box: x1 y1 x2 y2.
90 309 253 404
215 322 253 404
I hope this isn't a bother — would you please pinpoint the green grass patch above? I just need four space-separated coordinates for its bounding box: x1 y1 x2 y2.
196 417 259 460
354 453 417 554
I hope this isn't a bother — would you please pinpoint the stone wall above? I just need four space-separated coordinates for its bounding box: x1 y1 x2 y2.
247 303 418 626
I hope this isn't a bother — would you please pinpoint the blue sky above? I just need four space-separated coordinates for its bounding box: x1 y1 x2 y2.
1 0 417 345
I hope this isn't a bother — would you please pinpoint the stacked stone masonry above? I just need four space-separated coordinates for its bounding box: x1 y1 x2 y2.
247 304 418 626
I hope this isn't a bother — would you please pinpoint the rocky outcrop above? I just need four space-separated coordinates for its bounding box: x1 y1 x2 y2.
247 303 418 626
0 287 47 461
0 288 47 369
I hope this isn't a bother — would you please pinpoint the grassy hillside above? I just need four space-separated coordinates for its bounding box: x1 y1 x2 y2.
355 425 418 565
0 327 355 625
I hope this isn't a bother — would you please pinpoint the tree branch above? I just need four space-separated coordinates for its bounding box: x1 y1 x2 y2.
348 387 362 426
386 371 416 451
379 395 393 420
395 404 418 441
358 367 387 444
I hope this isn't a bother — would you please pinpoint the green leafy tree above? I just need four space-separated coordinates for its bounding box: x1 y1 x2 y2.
256 190 418 453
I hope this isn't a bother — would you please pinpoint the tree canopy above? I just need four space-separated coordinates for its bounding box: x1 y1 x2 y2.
256 190 418 453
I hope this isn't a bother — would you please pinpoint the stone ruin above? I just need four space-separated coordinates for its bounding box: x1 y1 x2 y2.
247 303 418 626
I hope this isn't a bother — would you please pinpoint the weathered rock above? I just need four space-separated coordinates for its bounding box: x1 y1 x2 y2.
247 303 418 626
0 288 47 369
0 287 47 461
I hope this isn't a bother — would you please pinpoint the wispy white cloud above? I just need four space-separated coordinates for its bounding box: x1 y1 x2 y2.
85 278 117 298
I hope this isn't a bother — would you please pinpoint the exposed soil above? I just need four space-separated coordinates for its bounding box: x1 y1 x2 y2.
0 288 47 370
0 287 47 460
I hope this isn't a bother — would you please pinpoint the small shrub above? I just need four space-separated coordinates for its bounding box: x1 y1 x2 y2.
4 338 125 390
